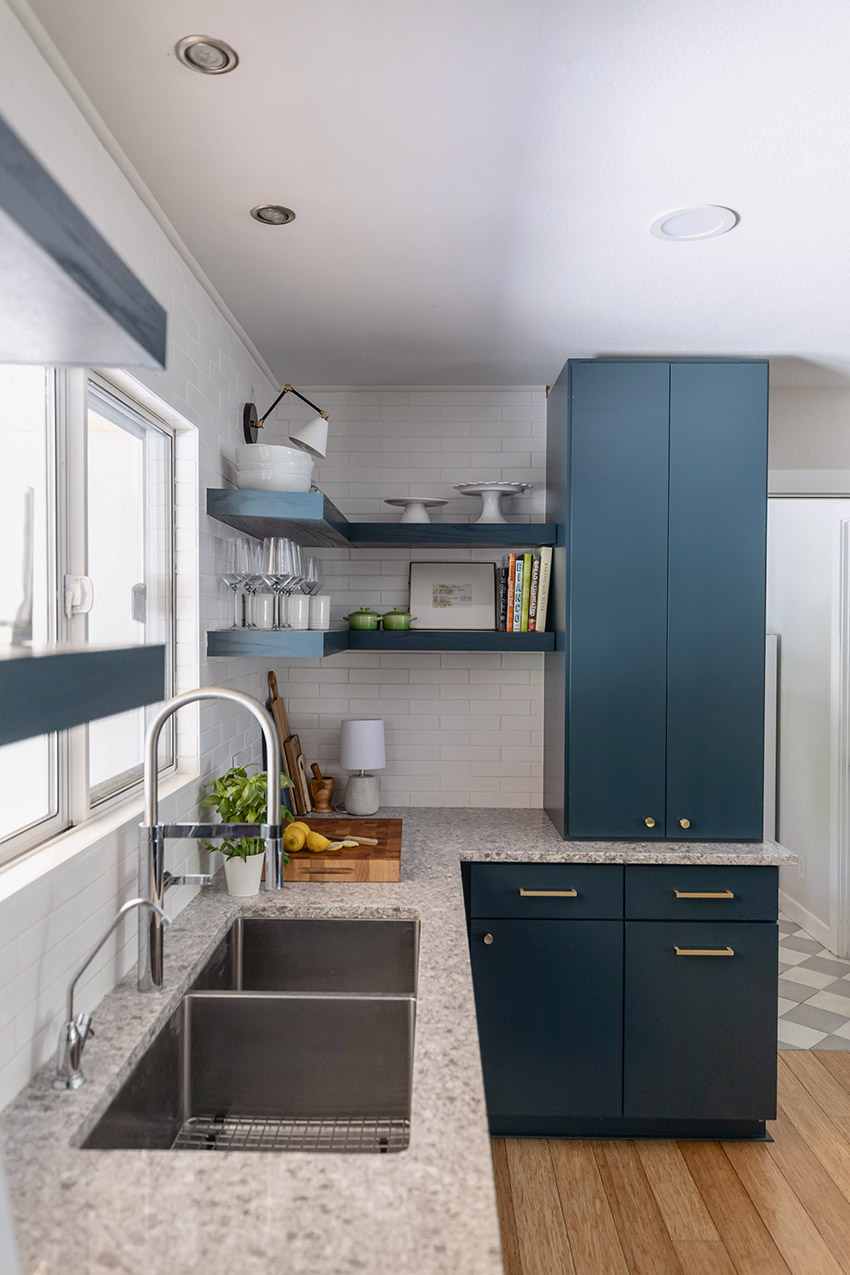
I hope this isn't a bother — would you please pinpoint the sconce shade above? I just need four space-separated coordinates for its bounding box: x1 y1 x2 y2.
340 719 386 771
289 414 329 458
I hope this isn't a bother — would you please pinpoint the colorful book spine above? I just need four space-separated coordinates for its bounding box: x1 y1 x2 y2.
497 566 509 631
506 554 516 632
520 552 533 631
528 555 541 630
512 555 524 631
535 546 552 632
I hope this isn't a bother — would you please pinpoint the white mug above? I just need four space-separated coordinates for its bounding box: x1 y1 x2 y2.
288 594 310 630
254 594 276 629
309 594 331 630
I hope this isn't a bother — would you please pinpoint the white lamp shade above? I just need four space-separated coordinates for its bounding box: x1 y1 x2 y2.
340 718 386 771
289 414 329 458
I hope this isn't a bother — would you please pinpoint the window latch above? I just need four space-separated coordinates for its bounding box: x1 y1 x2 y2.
131 582 147 624
63 574 94 618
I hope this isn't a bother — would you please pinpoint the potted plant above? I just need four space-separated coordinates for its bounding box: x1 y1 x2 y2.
202 765 294 897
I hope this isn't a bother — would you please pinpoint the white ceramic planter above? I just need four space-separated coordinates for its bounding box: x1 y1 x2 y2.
223 852 264 897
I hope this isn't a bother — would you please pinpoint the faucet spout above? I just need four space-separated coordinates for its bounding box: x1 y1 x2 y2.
53 897 170 1091
137 687 283 991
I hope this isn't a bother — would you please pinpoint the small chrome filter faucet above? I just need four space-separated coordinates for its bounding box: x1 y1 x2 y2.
53 897 171 1090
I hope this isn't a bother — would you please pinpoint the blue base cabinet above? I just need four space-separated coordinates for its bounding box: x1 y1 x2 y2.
469 919 623 1125
466 863 778 1140
544 359 769 841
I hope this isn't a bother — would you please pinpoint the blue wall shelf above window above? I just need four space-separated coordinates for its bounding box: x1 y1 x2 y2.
0 645 166 746
206 489 556 549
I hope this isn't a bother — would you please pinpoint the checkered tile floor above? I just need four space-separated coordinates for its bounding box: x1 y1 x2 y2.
778 915 850 1049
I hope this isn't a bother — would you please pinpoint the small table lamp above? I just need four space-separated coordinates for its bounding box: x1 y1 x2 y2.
340 719 386 816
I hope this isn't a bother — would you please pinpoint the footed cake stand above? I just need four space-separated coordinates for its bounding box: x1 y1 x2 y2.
454 482 532 524
384 497 448 523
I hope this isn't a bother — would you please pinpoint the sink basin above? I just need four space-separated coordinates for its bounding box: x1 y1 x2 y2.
83 992 414 1153
188 917 419 996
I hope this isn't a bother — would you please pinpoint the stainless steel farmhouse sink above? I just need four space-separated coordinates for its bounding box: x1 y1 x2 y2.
188 916 419 996
82 917 419 1154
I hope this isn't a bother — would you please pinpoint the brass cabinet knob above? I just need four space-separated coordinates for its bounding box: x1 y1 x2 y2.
679 818 691 829
644 817 656 828
483 933 494 945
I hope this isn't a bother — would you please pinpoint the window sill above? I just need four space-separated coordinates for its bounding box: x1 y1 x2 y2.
0 767 200 905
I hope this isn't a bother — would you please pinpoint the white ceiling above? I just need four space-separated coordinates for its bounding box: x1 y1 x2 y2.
23 0 850 387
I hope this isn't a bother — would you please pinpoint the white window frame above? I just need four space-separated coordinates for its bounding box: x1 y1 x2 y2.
0 369 180 869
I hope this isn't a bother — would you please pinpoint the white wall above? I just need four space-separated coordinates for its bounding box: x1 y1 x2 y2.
767 499 850 937
769 387 850 470
0 0 276 1110
269 387 547 807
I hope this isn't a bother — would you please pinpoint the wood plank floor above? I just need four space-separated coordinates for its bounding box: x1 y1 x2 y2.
491 1053 850 1275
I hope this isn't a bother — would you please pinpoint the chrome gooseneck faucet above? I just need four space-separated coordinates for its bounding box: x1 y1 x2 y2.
53 897 171 1090
138 687 283 991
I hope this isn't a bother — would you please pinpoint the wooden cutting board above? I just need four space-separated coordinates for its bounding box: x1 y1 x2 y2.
283 817 402 883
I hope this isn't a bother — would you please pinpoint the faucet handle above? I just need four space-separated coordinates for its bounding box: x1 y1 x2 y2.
163 871 214 889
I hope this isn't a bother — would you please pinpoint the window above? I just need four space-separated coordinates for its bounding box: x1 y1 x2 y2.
0 370 176 867
86 379 175 803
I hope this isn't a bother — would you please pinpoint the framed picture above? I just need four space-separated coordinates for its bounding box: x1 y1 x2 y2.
408 561 497 630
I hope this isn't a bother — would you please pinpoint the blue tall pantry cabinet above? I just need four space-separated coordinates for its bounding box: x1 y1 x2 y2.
543 359 769 842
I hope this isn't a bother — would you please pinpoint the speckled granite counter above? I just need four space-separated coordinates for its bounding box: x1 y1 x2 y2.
0 810 793 1275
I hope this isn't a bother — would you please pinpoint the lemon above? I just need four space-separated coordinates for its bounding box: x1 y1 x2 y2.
341 839 360 848
306 831 332 853
289 821 310 834
283 826 307 853
326 841 345 853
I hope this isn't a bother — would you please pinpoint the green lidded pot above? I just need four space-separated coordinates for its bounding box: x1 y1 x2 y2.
344 606 382 631
382 607 417 631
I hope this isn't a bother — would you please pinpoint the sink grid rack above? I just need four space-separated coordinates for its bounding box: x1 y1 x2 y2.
171 1113 410 1154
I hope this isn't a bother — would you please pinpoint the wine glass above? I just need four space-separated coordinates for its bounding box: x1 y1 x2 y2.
302 554 321 596
241 541 264 629
218 538 249 629
262 537 296 629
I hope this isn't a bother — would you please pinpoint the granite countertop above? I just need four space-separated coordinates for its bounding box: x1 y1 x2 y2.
0 809 793 1275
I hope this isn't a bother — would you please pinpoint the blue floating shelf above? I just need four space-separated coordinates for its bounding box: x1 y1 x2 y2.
206 489 555 549
206 630 553 657
0 644 166 746
207 630 349 658
347 630 554 652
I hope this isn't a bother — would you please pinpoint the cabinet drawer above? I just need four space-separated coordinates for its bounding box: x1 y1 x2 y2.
469 863 623 919
624 921 777 1121
625 865 777 921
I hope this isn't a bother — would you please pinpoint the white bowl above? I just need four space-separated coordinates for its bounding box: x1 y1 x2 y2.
236 443 309 466
237 462 314 477
234 471 313 492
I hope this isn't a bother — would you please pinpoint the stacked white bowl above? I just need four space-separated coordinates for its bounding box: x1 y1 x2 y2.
235 443 315 492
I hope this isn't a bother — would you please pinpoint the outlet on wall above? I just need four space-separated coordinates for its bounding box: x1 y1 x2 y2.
797 854 806 880
233 748 252 769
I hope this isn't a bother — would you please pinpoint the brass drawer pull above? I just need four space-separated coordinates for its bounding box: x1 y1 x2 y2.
674 946 735 957
483 933 494 945
674 890 735 899
519 888 578 897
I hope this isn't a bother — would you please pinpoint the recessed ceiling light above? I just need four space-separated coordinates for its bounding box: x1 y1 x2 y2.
175 35 239 75
250 205 297 226
650 206 739 241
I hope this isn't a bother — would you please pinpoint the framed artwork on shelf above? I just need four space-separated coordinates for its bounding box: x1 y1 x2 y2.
408 561 497 630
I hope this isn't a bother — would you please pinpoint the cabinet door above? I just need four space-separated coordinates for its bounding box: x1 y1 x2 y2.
667 362 768 840
624 921 777 1120
568 361 671 837
469 918 623 1128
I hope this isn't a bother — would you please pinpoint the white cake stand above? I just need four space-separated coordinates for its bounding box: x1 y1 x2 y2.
454 482 532 524
384 497 449 524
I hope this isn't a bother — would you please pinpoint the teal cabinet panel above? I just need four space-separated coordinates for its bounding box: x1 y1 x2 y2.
469 918 623 1128
666 362 768 840
624 921 777 1120
566 361 671 838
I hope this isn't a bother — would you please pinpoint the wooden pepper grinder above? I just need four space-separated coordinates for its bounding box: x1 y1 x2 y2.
310 763 335 814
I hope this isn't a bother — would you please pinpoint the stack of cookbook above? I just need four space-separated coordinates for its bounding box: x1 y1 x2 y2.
497 547 552 632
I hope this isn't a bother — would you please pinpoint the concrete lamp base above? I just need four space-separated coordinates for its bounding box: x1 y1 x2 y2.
344 772 380 816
